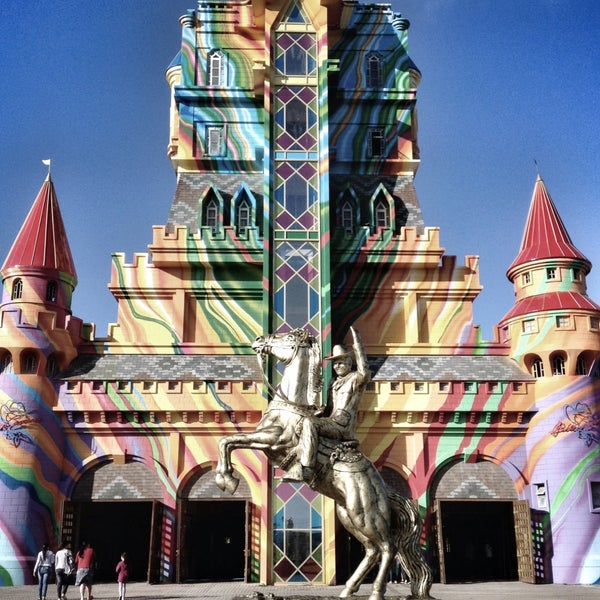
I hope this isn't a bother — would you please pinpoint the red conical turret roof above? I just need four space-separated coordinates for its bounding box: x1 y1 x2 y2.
507 175 590 278
1 174 77 280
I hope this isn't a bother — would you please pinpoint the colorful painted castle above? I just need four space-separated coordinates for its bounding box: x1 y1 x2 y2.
1 0 598 588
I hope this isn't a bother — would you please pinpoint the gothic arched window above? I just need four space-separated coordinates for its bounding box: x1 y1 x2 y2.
366 53 382 87
22 351 38 375
374 199 390 229
46 354 59 378
576 354 587 376
341 200 355 234
12 278 23 300
0 352 13 374
207 49 224 87
237 198 251 232
532 357 544 378
46 281 57 302
204 198 219 233
551 354 566 376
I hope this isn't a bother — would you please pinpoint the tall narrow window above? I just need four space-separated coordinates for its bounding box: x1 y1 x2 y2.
552 355 566 375
46 281 57 302
341 200 355 234
11 278 23 300
208 50 224 87
576 354 587 375
0 352 13 374
22 352 38 375
374 200 389 229
237 198 251 232
206 126 225 156
532 357 545 378
46 355 59 377
286 98 306 138
205 198 219 233
368 128 384 157
546 267 556 280
366 53 382 87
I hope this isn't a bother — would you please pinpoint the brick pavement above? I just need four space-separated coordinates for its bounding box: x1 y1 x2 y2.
0 581 597 600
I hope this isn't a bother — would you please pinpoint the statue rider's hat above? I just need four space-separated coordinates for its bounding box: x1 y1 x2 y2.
325 344 354 361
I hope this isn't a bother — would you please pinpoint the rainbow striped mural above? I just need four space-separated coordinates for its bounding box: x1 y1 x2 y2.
0 0 598 589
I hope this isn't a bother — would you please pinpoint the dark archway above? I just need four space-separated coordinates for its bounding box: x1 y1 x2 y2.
76 501 152 582
438 500 518 583
65 460 171 583
181 500 247 581
178 469 251 583
430 460 522 583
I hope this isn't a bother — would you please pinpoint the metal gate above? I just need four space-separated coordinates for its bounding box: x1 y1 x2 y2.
513 500 535 583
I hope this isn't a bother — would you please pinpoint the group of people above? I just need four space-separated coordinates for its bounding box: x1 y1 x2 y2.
33 541 130 600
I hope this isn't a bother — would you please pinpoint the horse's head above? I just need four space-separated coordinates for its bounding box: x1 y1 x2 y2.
252 329 323 404
252 329 313 364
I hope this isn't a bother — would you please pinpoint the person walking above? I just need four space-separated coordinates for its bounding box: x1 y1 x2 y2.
74 541 96 600
55 542 74 600
115 552 130 600
33 543 55 600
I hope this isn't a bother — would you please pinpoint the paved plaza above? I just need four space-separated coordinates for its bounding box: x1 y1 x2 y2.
1 580 597 600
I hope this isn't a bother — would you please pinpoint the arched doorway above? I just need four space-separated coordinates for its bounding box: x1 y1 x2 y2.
430 460 522 583
335 466 411 583
178 469 251 583
64 460 172 583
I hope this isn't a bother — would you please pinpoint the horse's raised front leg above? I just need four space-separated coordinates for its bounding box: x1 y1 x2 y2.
215 429 283 495
215 435 241 494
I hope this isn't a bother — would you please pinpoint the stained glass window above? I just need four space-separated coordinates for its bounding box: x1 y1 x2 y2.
273 473 323 583
275 33 317 76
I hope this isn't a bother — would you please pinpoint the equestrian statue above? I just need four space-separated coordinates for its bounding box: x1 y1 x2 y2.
215 327 433 600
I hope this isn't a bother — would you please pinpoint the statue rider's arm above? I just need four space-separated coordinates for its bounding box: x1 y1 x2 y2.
350 326 371 386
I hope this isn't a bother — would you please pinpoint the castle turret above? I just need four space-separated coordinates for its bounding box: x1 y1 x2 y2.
2 173 77 327
0 174 81 585
499 175 600 377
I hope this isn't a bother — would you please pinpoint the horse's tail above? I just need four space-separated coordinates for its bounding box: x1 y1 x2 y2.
389 491 434 599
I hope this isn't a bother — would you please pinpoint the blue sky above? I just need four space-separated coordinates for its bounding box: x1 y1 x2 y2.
1 1 599 341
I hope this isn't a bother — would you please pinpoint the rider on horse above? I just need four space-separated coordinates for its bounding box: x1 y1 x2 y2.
285 327 371 482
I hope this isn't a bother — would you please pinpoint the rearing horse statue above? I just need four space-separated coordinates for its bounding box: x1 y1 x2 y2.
215 328 433 600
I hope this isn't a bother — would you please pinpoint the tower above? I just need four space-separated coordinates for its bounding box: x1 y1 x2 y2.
498 175 600 584
500 174 600 377
0 175 82 585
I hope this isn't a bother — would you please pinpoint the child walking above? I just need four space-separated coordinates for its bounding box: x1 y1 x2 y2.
115 552 129 600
